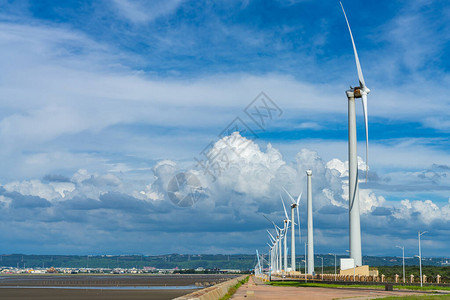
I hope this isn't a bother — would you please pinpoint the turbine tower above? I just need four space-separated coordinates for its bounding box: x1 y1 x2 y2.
306 169 314 275
267 231 276 272
340 2 370 267
281 196 291 272
283 188 302 273
264 215 283 273
278 230 282 273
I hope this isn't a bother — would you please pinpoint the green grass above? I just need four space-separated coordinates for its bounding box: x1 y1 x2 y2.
269 281 382 289
219 276 249 300
269 281 450 291
379 295 450 300
395 285 450 291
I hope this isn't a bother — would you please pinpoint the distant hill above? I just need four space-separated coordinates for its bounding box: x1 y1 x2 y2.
1 254 449 270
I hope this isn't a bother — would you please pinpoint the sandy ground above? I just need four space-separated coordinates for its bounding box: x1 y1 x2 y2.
232 276 435 300
0 274 237 286
0 274 239 299
0 288 191 299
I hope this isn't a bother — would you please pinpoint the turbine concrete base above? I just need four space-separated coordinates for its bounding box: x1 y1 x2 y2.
339 265 371 276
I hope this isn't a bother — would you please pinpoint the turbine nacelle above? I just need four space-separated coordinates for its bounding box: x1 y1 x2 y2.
347 86 370 98
353 86 370 98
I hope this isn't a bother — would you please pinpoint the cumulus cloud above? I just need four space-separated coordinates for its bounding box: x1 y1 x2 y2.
393 198 450 225
3 179 75 201
0 133 448 254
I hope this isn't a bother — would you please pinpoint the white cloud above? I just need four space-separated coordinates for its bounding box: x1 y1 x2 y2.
136 160 177 201
0 195 12 208
0 18 448 183
205 133 290 199
112 0 183 23
0 133 448 255
326 158 346 177
3 179 74 201
295 122 322 130
393 198 450 224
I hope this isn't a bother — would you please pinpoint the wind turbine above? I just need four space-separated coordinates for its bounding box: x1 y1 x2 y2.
340 1 371 267
306 169 314 275
281 195 291 273
280 195 291 272
267 229 277 272
283 188 302 272
267 230 278 272
256 249 262 275
278 227 283 273
267 242 273 280
264 215 283 273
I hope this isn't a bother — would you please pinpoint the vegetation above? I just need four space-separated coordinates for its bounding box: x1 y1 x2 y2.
395 285 450 291
0 254 448 279
0 254 257 270
269 281 450 291
379 295 450 300
219 276 249 300
376 266 450 283
269 281 382 289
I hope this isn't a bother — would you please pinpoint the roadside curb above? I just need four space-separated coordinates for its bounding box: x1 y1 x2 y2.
174 275 248 300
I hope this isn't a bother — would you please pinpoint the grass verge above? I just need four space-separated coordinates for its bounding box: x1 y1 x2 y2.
269 281 382 289
219 276 249 300
379 295 450 299
395 285 450 291
269 281 450 291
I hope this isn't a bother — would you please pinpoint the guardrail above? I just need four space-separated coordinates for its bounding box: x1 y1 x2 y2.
270 274 450 287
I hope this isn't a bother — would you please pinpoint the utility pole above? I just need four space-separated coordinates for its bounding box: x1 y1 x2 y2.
304 243 307 274
329 253 337 281
396 245 405 284
418 231 427 287
302 260 307 283
321 257 324 280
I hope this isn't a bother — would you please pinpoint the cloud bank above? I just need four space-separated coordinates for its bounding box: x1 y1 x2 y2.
1 133 448 255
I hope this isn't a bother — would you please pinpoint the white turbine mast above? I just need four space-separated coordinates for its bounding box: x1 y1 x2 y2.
340 1 371 267
306 169 314 275
280 195 291 273
256 249 262 275
283 187 302 272
263 215 283 273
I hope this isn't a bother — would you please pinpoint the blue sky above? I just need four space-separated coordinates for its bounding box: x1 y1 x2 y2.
0 0 448 258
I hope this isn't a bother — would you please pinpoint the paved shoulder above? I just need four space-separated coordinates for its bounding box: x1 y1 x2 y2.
232 276 428 300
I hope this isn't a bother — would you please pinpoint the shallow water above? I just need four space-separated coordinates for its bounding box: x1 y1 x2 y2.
0 285 200 290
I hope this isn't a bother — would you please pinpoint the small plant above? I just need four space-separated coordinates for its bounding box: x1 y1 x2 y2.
219 276 249 300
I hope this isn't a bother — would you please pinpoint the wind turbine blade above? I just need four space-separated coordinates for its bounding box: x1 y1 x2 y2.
296 206 301 244
263 214 272 224
340 2 366 89
263 214 278 230
296 192 302 206
280 195 289 220
362 93 369 182
267 230 275 242
282 187 296 205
